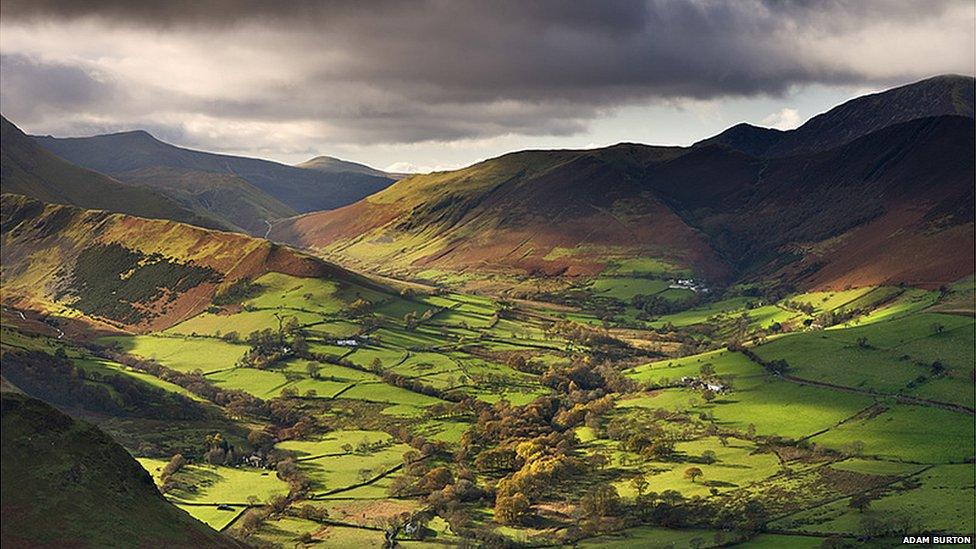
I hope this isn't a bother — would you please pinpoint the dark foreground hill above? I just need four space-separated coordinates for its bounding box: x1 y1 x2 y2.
33 129 397 220
0 391 239 548
271 112 974 290
0 116 216 229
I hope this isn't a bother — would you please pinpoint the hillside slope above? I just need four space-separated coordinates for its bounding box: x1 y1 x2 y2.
0 391 239 548
0 116 215 228
33 130 396 216
271 115 974 290
697 74 975 157
0 194 386 333
113 166 297 235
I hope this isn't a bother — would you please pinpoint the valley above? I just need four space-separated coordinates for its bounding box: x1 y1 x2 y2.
1 75 973 548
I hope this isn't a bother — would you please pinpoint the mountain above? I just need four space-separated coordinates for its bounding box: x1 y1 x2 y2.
271 113 974 290
33 130 397 217
0 116 215 228
296 155 406 179
110 166 297 235
0 194 386 333
1 391 239 548
697 74 975 156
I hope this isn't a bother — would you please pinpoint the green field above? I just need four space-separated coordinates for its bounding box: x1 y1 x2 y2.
101 335 247 373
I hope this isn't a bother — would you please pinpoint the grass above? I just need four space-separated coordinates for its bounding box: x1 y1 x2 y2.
604 437 782 499
624 350 873 439
338 381 445 407
297 444 410 495
578 526 740 548
71 356 206 401
100 335 247 373
242 272 344 313
647 297 753 328
140 458 289 505
786 288 876 314
587 277 672 301
415 419 471 445
754 312 975 408
276 430 393 459
809 405 975 463
167 309 325 337
772 465 975 534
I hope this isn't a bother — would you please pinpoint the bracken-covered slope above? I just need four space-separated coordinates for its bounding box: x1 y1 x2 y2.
271 114 974 290
33 129 397 217
0 391 240 548
0 194 386 333
0 116 215 229
697 74 975 157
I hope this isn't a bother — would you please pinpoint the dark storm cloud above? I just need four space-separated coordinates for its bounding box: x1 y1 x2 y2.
1 0 973 149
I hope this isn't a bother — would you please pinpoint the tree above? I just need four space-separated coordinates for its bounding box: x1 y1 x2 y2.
494 492 531 524
247 429 274 449
684 467 704 483
630 474 649 497
579 483 620 517
849 491 875 513
930 322 946 334
701 450 717 464
306 362 322 379
161 453 186 478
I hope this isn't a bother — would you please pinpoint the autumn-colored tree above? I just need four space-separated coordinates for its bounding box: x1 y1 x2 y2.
494 492 531 524
684 467 704 483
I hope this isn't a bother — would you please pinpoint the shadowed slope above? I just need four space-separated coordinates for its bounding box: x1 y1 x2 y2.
0 391 240 548
0 116 215 229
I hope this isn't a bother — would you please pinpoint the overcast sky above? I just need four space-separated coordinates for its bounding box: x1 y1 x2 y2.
1 1 973 172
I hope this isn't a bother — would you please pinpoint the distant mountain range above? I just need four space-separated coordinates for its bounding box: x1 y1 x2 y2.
270 75 975 290
1 117 216 229
2 75 972 291
23 129 398 233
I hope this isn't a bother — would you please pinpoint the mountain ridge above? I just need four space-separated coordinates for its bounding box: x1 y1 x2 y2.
0 116 218 229
32 128 398 219
270 112 974 290
697 74 975 157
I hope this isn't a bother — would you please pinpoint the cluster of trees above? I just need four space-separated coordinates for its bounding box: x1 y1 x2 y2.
404 308 435 331
1 349 207 420
237 320 307 369
631 293 700 317
540 359 637 396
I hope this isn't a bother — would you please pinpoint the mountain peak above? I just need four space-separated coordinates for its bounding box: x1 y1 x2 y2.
696 73 975 157
295 155 399 179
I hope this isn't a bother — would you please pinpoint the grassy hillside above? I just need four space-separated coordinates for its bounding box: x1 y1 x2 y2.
34 130 396 215
272 115 974 292
0 194 388 332
0 391 238 548
115 166 297 235
0 116 213 228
